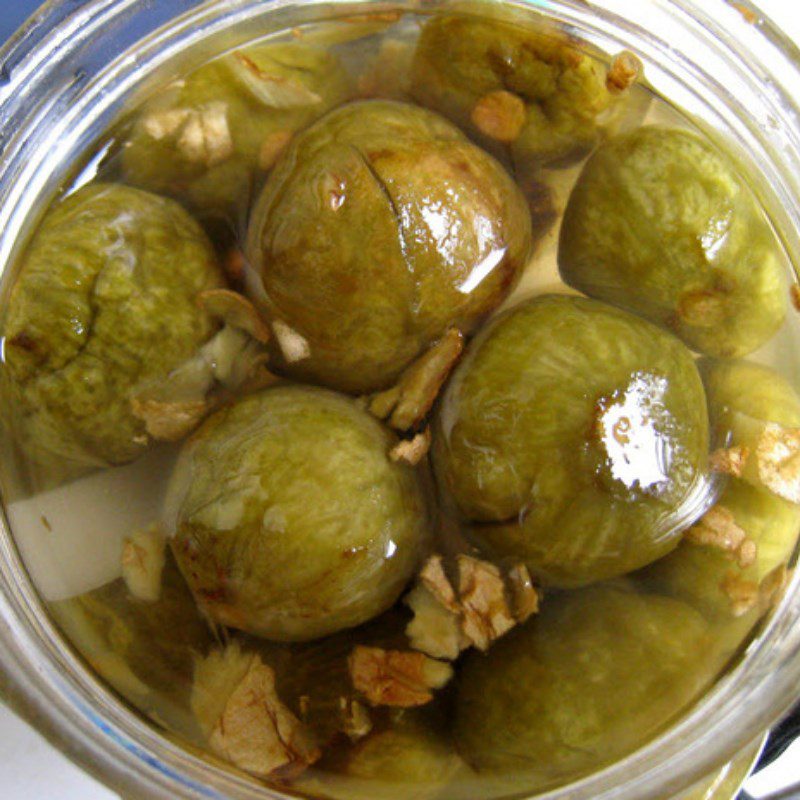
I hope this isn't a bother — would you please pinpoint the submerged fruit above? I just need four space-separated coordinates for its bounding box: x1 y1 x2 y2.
167 385 430 641
1 183 222 485
122 41 350 222
432 294 709 586
559 126 786 357
246 99 532 394
454 583 714 786
411 8 640 170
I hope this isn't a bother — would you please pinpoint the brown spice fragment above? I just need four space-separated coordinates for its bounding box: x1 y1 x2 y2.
259 130 293 171
791 284 800 312
754 423 800 504
758 564 788 612
709 445 749 477
197 289 271 344
732 2 759 25
457 555 517 651
606 51 642 94
131 397 208 442
208 655 320 780
369 328 464 431
471 90 527 143
348 647 453 708
223 248 246 283
389 428 431 466
721 572 760 617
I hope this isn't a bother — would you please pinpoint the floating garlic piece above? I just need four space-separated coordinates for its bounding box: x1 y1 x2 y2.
121 524 165 602
194 645 320 781
369 328 464 431
197 289 271 343
471 90 527 143
404 584 465 661
709 446 749 477
685 505 758 569
389 428 431 466
176 101 234 167
506 563 540 623
721 572 759 617
131 397 209 442
348 647 453 708
754 423 800 504
273 320 312 363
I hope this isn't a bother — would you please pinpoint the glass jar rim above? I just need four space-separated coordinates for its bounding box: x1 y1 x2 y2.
1 1 799 799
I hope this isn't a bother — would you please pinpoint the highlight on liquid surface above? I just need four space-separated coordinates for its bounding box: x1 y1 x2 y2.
1 4 799 799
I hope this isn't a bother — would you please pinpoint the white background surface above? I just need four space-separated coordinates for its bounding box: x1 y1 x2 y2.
2 1 800 799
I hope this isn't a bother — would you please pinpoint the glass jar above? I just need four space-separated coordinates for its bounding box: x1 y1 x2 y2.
0 1 798 798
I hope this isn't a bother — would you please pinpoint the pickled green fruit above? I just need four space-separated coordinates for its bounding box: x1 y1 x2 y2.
50 554 213 736
340 710 462 785
246 99 532 394
1 184 222 483
121 41 350 221
453 583 714 784
432 294 709 586
559 126 786 357
168 386 430 641
643 481 799 619
411 9 637 169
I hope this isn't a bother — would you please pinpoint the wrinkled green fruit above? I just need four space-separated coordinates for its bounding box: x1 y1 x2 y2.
644 359 800 618
50 554 213 736
559 126 786 357
454 583 714 785
411 9 633 169
168 386 430 641
432 294 709 586
246 99 532 394
1 183 221 483
122 41 350 221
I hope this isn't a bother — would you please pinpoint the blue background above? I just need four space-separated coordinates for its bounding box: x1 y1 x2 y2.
2 1 42 44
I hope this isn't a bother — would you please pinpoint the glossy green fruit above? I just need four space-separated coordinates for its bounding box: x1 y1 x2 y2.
559 126 786 357
246 99 532 394
454 583 714 785
1 183 221 483
168 386 430 641
432 294 710 586
122 41 350 221
411 9 636 169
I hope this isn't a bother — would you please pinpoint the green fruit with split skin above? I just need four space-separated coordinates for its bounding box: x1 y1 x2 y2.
1 183 222 485
432 294 710 586
246 99 532 394
454 583 714 786
558 126 786 357
168 385 430 641
121 41 350 222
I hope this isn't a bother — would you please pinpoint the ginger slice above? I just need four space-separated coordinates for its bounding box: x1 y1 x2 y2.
131 397 209 442
368 328 464 431
198 289 271 344
404 554 539 659
709 446 749 477
230 52 322 108
389 428 431 466
194 646 320 781
752 423 800 504
684 506 757 568
121 524 165 602
348 647 453 708
471 90 527 143
273 320 312 363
